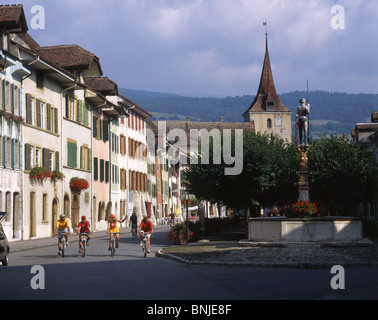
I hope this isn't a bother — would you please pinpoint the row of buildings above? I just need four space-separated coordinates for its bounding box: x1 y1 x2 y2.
1 5 297 241
0 4 191 241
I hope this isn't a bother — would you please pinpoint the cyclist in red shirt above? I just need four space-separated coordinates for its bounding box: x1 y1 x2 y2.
139 215 154 253
77 216 91 253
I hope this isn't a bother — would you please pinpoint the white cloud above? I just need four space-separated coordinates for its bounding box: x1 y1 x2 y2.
21 0 378 95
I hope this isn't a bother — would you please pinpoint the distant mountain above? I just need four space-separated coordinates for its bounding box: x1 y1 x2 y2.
119 88 378 137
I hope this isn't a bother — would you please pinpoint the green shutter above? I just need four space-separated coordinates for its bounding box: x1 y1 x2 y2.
94 157 98 181
83 102 88 126
77 100 83 124
88 148 92 171
103 120 108 142
80 146 84 169
93 116 97 138
65 95 69 118
100 159 104 182
10 83 14 113
3 136 7 167
67 142 77 168
26 94 32 124
105 161 109 183
11 138 15 169
19 141 23 170
2 80 6 110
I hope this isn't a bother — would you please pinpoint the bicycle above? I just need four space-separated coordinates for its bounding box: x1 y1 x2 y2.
79 233 90 258
141 231 151 258
109 232 119 257
58 231 69 258
131 224 138 238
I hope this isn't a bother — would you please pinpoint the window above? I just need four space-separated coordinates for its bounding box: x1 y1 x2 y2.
66 95 77 121
267 101 275 112
80 146 91 171
35 147 41 167
267 118 272 129
36 70 44 89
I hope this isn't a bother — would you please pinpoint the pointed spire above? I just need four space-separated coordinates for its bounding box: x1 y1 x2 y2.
243 23 290 115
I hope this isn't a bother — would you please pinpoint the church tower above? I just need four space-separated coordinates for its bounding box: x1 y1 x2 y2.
243 29 292 141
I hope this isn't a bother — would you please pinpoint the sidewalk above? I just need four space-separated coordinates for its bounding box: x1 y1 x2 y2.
9 224 169 253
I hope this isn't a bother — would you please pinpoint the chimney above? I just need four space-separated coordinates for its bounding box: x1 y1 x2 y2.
220 116 224 122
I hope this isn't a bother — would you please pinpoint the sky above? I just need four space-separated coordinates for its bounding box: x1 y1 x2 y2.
8 0 378 97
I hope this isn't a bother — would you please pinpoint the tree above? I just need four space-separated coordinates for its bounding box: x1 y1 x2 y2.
184 131 298 214
307 134 377 215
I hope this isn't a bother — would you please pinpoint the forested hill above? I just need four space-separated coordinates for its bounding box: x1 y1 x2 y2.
119 89 378 137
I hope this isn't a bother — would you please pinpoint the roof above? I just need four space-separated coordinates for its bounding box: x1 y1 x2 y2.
243 36 290 116
157 119 254 146
37 44 103 74
12 32 40 52
84 77 118 95
0 4 27 33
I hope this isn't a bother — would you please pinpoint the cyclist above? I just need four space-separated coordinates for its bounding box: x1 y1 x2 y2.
139 215 154 253
130 212 138 237
77 216 92 253
107 214 127 250
55 214 71 255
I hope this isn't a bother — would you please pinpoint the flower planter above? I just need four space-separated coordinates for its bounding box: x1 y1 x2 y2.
248 216 363 242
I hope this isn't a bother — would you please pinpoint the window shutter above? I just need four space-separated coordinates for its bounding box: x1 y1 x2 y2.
42 148 49 169
26 94 32 124
46 104 51 131
100 159 104 182
54 108 58 133
80 146 84 169
93 116 97 138
19 141 23 170
105 161 109 183
94 157 98 181
65 95 69 118
83 102 88 126
10 83 14 113
11 138 15 169
103 119 109 142
88 148 92 171
55 151 59 171
77 100 83 124
2 80 6 110
36 99 41 128
24 143 30 170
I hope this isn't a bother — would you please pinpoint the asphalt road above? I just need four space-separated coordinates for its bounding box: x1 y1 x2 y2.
1 226 378 301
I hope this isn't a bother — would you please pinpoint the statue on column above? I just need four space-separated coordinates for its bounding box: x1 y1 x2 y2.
296 98 310 145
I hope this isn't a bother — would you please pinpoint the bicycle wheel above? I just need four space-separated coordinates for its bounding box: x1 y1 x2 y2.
111 238 115 257
82 239 86 258
61 240 65 258
143 239 147 258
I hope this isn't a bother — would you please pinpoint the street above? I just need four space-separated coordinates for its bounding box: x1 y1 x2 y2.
1 226 378 301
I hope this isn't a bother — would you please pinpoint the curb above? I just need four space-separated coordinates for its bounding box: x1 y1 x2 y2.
156 249 378 269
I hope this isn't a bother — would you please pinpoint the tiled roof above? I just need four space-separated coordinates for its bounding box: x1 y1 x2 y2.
84 77 118 95
38 44 100 71
0 4 27 32
13 32 41 52
243 37 290 115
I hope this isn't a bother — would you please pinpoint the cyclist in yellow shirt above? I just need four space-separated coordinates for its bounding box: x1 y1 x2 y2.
107 214 127 250
55 214 71 255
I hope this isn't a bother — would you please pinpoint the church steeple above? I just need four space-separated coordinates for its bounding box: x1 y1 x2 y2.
243 25 290 116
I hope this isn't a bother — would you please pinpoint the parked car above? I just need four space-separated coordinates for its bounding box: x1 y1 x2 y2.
0 212 9 266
